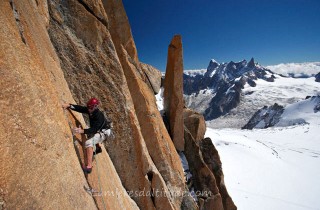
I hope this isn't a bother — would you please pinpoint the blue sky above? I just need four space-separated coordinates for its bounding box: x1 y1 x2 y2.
122 0 320 71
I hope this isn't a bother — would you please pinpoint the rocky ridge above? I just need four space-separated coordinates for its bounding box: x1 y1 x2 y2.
182 109 236 210
184 58 277 121
0 0 234 209
104 2 188 208
162 37 236 209
242 103 285 129
242 96 320 130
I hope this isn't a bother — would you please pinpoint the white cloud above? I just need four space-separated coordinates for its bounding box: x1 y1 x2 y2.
183 69 207 77
266 62 320 77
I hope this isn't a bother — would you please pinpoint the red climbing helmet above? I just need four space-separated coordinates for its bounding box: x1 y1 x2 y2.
87 98 99 109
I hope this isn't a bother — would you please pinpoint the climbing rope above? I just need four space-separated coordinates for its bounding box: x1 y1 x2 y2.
63 108 107 210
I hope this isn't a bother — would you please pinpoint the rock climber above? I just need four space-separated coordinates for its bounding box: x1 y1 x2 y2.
62 98 112 174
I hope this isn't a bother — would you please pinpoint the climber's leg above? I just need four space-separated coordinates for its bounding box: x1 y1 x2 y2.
86 146 94 168
83 133 106 173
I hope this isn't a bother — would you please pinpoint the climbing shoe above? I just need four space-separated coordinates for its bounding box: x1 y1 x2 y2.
82 166 92 174
94 144 102 155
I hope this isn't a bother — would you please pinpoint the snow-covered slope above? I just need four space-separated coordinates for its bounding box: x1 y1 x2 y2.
208 76 320 129
277 96 320 126
183 59 320 129
206 97 320 209
243 96 320 129
158 65 320 209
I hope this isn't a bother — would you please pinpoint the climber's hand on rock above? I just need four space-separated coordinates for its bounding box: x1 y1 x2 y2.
62 103 70 109
73 127 84 134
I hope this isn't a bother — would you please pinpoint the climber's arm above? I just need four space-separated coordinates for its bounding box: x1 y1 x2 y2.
62 103 89 114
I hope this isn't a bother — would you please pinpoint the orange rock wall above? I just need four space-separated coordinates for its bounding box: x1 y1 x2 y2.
0 0 235 209
0 0 137 209
104 1 193 209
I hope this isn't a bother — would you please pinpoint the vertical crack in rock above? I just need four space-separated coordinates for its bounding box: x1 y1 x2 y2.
9 0 26 44
76 0 108 28
146 171 156 207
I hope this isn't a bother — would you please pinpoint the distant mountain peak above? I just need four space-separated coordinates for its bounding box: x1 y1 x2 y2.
205 59 220 77
247 57 255 68
184 58 279 120
208 59 219 68
210 59 219 64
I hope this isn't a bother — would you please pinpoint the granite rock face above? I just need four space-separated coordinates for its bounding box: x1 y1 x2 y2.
183 108 206 143
0 0 137 209
47 0 180 209
1 0 234 209
163 35 185 151
200 138 237 210
184 128 223 210
104 1 193 208
183 109 237 210
140 62 163 94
